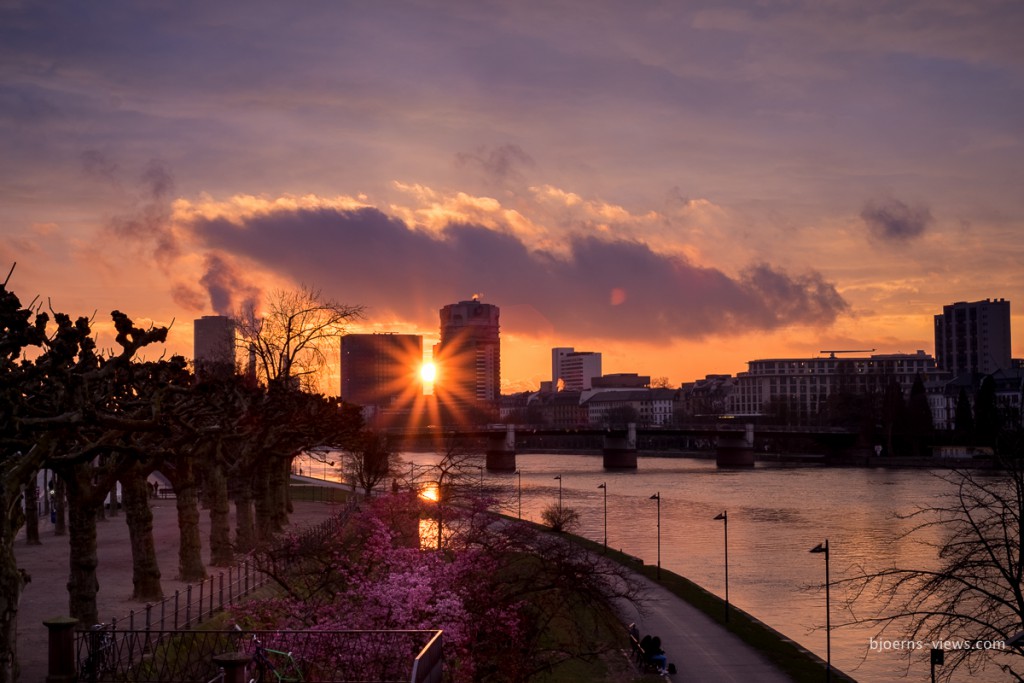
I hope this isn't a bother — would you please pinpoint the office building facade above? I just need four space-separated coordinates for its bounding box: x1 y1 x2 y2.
340 333 423 409
435 298 500 414
552 347 602 391
934 299 1012 377
733 351 941 420
193 315 236 380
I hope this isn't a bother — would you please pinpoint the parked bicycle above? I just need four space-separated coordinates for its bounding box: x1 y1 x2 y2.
82 623 118 682
247 634 305 683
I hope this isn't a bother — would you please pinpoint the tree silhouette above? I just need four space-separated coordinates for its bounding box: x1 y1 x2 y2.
974 376 1001 448
954 388 975 443
838 443 1024 681
343 430 398 496
881 380 906 456
234 285 362 392
905 375 933 457
0 272 177 677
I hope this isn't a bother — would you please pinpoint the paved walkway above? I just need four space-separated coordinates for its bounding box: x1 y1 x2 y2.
619 572 794 682
14 492 345 681
15 483 795 682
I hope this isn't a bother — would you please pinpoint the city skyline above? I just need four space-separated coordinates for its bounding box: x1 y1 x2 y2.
3 2 1022 393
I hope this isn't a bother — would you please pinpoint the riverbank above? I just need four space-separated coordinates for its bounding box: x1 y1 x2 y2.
561 531 855 682
520 446 1002 470
15 475 827 682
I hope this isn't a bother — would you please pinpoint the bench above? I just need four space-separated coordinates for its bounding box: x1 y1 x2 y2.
629 633 663 674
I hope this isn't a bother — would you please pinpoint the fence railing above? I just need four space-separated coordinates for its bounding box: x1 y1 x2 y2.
49 497 447 682
47 501 366 681
72 628 442 683
103 500 359 632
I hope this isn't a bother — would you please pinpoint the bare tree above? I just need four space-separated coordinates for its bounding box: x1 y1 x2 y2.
412 435 486 549
838 448 1024 681
342 430 398 496
234 285 363 391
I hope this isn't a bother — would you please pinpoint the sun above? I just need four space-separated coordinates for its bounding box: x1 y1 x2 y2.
420 361 437 383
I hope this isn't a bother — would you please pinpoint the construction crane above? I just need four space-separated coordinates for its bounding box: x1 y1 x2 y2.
820 349 876 359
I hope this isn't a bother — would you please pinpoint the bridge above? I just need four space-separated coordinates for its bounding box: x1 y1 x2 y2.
389 423 859 470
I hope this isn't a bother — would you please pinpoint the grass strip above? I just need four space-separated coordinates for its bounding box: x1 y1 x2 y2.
563 532 857 683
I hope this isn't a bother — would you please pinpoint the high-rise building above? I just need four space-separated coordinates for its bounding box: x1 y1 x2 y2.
340 333 423 409
434 298 500 415
193 315 236 380
934 299 1012 377
552 347 602 391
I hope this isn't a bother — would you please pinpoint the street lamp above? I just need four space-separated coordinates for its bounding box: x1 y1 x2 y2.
515 469 522 519
597 483 607 549
650 492 661 580
477 465 483 488
714 511 729 622
809 539 831 682
930 647 944 683
553 475 562 508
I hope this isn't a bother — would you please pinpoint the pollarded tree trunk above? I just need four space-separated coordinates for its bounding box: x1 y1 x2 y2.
0 486 27 683
23 478 40 546
253 460 272 542
285 456 294 515
122 469 162 601
269 457 289 532
66 482 101 626
206 461 233 566
234 489 255 553
173 465 206 582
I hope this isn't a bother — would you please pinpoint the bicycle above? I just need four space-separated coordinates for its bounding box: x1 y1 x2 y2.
82 623 118 682
247 634 305 683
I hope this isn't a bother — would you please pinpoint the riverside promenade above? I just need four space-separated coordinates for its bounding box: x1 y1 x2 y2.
14 480 345 682
14 479 797 682
618 573 796 682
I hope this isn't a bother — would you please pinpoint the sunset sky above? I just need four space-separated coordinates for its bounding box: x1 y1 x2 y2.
3 1 1022 395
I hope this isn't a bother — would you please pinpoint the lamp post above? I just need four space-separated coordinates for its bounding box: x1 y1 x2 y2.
477 465 483 488
650 492 660 580
553 475 562 508
930 647 944 683
515 469 522 519
809 539 831 682
714 511 729 622
597 483 607 549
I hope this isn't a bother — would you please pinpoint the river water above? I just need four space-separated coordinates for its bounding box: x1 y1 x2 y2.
390 451 1016 683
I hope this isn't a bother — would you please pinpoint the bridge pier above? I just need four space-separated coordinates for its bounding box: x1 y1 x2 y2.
485 424 517 471
603 423 638 468
716 423 755 467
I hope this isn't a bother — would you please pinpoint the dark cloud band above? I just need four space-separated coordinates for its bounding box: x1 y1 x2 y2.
188 205 848 340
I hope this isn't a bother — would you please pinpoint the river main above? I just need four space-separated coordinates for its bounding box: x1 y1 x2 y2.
394 451 1008 683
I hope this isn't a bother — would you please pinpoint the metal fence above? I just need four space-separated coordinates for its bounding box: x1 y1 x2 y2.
104 501 359 632
74 628 442 683
65 501 405 682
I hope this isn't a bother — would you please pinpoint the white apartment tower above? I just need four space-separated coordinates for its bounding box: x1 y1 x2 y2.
934 299 1012 377
552 347 602 391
